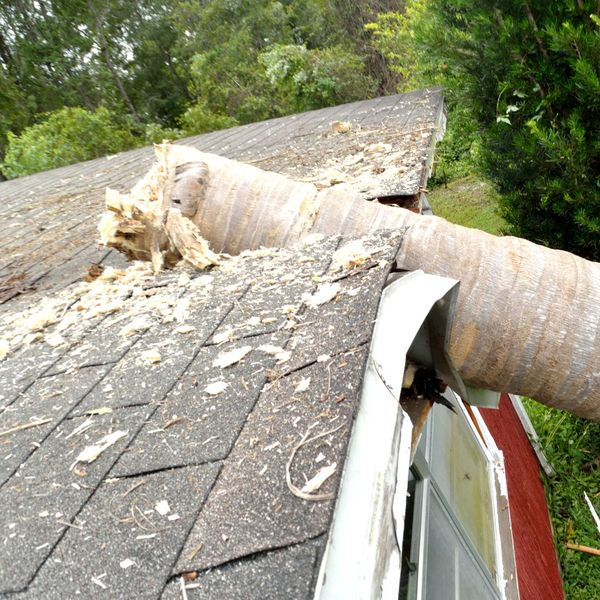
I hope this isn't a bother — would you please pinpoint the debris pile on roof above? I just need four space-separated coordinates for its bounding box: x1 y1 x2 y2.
99 144 220 272
0 261 209 363
0 230 402 597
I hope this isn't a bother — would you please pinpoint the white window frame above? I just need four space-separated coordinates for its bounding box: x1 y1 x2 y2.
403 391 518 600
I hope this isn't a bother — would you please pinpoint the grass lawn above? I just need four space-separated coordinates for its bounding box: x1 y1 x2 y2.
429 176 600 598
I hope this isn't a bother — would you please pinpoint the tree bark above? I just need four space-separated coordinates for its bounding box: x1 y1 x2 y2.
100 145 600 421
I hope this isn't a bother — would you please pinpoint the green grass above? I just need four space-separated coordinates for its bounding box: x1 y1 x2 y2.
429 175 600 598
428 175 507 235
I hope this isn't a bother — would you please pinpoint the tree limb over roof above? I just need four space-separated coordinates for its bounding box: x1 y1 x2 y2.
100 143 600 421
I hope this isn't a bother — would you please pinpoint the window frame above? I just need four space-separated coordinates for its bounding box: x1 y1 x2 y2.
401 391 516 600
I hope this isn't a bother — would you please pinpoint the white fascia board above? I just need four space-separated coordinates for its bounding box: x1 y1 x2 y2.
314 270 458 600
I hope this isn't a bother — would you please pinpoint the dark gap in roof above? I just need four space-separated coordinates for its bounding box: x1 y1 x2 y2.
170 532 327 580
368 194 420 211
105 458 224 481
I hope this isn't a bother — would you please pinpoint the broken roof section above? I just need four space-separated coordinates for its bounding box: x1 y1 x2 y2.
0 87 443 307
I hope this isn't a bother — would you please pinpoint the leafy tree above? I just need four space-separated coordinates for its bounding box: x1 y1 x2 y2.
179 101 238 136
0 0 391 175
369 1 600 260
260 43 376 112
1 106 138 178
172 0 379 123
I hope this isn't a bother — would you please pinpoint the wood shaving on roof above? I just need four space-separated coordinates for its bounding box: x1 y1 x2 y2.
0 339 8 361
304 282 340 307
300 463 337 494
0 260 200 361
212 346 252 369
140 349 162 364
332 239 385 271
71 430 128 469
204 381 229 396
285 422 345 502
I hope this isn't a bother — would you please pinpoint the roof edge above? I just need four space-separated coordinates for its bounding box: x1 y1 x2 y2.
313 270 459 599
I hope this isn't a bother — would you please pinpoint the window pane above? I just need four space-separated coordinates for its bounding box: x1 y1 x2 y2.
424 488 500 600
429 403 497 575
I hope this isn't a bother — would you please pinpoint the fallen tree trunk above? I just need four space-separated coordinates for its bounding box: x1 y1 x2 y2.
99 145 600 421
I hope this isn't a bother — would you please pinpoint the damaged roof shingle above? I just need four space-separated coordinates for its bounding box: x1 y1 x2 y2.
0 230 403 598
0 88 443 305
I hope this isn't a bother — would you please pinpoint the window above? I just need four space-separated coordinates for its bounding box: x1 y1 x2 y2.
400 392 510 600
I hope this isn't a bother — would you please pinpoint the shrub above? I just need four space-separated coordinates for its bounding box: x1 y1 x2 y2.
1 107 138 178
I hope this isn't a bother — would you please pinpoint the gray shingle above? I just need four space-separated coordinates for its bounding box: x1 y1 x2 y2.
162 539 323 600
0 406 152 592
16 465 220 600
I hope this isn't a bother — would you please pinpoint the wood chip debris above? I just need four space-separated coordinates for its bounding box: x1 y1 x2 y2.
140 348 162 364
119 558 135 569
330 120 352 134
285 423 344 502
304 283 340 307
155 500 171 516
84 407 113 416
257 344 291 363
204 381 229 395
0 418 52 438
332 239 379 270
119 316 152 337
174 324 195 334
91 574 107 589
71 431 128 468
65 418 95 439
213 329 235 344
213 345 252 369
0 338 8 361
301 462 337 494
294 377 311 393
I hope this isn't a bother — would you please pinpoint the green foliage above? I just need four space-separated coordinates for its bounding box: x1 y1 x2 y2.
260 43 375 112
0 0 390 175
523 399 600 600
1 107 138 178
179 1 378 123
178 101 238 136
369 1 600 260
142 122 183 144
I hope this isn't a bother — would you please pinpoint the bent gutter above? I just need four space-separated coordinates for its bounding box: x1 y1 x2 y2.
314 270 460 600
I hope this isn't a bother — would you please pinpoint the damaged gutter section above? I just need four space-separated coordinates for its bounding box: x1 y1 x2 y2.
314 270 459 600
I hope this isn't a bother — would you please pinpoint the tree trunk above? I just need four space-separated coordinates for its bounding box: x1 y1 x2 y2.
100 145 600 421
92 5 141 123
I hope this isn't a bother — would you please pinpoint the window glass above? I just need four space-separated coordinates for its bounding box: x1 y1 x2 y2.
424 487 500 600
429 403 496 575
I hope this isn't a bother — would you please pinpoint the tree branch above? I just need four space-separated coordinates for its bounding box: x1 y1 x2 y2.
523 4 550 61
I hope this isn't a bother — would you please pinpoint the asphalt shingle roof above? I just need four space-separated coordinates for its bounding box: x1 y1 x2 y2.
0 231 402 598
0 88 444 598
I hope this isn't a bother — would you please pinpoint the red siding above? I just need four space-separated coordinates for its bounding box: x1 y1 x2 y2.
480 394 564 600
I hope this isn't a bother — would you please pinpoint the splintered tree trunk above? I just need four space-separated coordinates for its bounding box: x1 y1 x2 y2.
99 145 600 421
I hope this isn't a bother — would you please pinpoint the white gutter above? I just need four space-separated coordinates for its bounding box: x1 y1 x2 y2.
314 270 459 600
